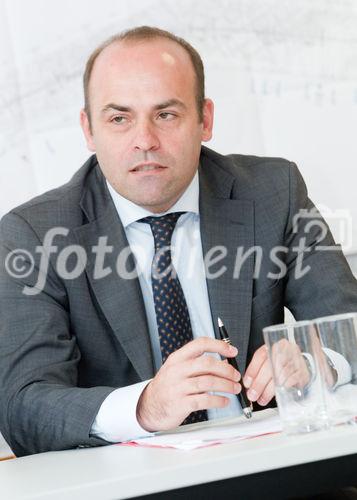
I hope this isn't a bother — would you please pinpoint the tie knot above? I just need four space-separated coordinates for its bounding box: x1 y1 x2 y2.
139 212 185 247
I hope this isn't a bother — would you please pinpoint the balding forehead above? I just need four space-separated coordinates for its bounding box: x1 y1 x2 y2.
161 51 176 65
99 37 192 64
89 39 195 88
86 36 199 116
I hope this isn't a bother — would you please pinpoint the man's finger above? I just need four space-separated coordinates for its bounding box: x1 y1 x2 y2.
182 375 241 396
276 357 299 386
185 393 230 414
257 379 275 406
168 336 237 363
243 344 268 388
186 355 241 382
246 357 272 402
284 358 310 389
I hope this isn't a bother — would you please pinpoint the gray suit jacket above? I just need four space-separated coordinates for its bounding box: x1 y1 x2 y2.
1 146 356 456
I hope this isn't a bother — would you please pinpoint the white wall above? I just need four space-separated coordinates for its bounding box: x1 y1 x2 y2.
1 0 357 264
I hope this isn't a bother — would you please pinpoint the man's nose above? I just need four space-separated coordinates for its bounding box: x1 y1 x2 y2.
133 120 160 151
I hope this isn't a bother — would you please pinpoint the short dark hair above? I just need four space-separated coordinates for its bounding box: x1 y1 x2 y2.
83 26 205 124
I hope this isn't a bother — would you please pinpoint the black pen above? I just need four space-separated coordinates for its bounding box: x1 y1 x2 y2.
218 317 253 419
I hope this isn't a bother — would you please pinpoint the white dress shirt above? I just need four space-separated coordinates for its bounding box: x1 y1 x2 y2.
91 172 242 442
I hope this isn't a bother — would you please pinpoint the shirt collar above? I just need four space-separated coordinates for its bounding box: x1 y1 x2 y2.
106 171 199 229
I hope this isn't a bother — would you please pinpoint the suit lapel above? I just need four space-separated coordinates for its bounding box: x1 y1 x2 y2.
73 164 155 380
199 151 255 370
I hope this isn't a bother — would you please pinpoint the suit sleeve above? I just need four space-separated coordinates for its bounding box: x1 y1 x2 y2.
0 212 115 456
283 162 357 319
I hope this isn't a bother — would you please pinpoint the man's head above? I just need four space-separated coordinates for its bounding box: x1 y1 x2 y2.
80 26 214 213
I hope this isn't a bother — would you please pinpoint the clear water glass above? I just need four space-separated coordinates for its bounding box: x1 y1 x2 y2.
314 312 357 426
263 320 330 435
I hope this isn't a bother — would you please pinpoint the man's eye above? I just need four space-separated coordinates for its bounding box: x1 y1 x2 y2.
159 112 175 120
112 116 127 124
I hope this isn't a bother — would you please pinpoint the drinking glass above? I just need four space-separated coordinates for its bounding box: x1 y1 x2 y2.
263 320 330 435
314 312 357 426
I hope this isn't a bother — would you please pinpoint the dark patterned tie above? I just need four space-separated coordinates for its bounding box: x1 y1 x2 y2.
139 212 207 425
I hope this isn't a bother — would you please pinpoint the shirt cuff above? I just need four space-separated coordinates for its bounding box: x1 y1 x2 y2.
323 347 352 387
90 380 154 442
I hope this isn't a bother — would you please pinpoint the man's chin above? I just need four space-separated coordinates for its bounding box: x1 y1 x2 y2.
126 183 179 212
130 194 177 214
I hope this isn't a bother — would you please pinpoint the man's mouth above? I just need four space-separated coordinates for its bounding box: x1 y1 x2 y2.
131 163 167 173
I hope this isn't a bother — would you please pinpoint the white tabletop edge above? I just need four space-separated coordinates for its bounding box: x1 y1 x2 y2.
1 425 357 500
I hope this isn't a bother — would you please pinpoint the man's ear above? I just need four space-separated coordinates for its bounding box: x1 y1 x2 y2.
201 98 214 142
80 109 96 152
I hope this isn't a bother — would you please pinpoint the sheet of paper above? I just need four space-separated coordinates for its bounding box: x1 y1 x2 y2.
0 432 14 460
122 408 282 451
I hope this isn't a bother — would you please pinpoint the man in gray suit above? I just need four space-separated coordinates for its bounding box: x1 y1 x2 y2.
0 26 356 458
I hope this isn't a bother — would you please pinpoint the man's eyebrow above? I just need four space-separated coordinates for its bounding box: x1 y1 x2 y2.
101 104 131 114
101 99 187 114
154 99 187 110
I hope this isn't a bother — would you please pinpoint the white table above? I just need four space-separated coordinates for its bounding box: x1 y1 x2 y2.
1 425 357 500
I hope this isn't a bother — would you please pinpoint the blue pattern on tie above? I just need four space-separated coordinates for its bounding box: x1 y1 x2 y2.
139 212 207 425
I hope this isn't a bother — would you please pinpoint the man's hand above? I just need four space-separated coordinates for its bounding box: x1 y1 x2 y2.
243 341 311 406
243 345 274 406
136 337 241 432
